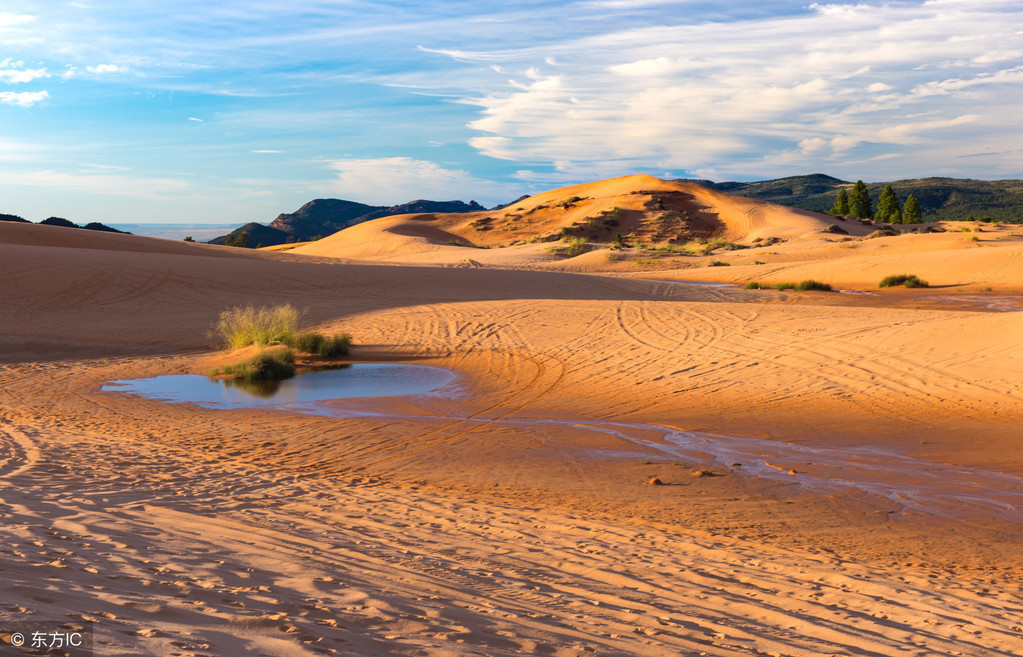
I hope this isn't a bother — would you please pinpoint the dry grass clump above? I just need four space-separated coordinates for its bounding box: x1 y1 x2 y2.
879 274 929 288
214 304 300 349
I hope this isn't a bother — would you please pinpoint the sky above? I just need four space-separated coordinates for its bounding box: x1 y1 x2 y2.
1 0 1022 224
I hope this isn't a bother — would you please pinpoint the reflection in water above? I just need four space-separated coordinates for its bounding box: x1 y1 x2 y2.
222 377 282 398
221 364 353 397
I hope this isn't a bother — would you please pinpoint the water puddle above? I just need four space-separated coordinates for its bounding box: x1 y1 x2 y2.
103 368 1023 527
102 364 460 410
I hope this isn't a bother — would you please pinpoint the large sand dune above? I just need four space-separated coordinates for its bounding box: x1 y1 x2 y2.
291 174 865 265
2 192 1023 656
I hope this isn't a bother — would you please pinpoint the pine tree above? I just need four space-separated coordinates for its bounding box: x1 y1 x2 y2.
875 185 900 223
830 188 850 215
889 209 902 224
849 180 873 220
902 194 922 224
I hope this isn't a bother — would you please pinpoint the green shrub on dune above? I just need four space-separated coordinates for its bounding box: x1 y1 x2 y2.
879 274 929 288
795 279 833 291
288 331 353 357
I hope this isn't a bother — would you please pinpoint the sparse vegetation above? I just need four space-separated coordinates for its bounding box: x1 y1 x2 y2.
564 237 587 257
795 279 833 291
215 346 296 382
775 282 796 290
183 236 194 242
744 282 763 289
213 304 300 349
289 332 352 357
708 260 730 267
879 274 929 288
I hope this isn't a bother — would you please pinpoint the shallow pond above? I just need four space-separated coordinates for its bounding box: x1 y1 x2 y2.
102 363 459 410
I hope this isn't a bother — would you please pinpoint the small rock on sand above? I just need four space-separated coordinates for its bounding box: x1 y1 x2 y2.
646 477 664 486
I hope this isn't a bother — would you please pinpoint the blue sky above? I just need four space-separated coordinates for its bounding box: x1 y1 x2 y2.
1 1 1022 224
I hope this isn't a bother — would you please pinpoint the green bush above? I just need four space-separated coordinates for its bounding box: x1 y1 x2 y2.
291 332 324 354
219 347 296 381
775 282 796 290
708 260 730 267
288 331 352 357
317 333 352 357
213 304 300 349
744 282 763 289
795 279 833 291
564 237 587 257
879 274 929 288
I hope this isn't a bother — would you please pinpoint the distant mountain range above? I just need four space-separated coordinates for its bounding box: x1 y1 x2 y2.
680 174 1023 223
209 198 487 247
0 213 130 234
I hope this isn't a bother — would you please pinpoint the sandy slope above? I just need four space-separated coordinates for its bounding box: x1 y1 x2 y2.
2 211 1023 655
291 174 861 265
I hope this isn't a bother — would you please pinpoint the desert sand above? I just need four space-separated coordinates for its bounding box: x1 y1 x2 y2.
3 176 1023 656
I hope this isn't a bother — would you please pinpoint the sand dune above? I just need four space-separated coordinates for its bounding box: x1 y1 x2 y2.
2 187 1023 656
291 174 861 265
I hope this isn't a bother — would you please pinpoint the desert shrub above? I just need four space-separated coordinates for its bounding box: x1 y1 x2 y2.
864 229 897 240
775 282 796 290
564 237 587 257
879 274 929 288
282 330 354 358
708 260 730 267
317 333 352 357
795 279 833 291
744 282 762 289
214 304 300 349
290 332 324 354
219 347 296 381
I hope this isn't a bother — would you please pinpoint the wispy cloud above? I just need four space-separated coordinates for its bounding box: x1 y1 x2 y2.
0 61 49 83
0 90 49 107
5 169 191 201
86 64 128 74
417 0 1023 179
324 157 522 205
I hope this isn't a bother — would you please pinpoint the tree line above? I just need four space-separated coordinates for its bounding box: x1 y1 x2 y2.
830 181 922 224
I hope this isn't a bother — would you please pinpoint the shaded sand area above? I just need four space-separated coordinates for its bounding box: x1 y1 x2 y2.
3 179 1023 656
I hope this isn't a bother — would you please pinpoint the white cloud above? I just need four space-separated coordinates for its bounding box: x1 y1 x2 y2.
423 0 1023 179
0 91 49 107
0 13 34 29
188 116 203 122
0 65 48 83
324 157 521 205
86 64 127 74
